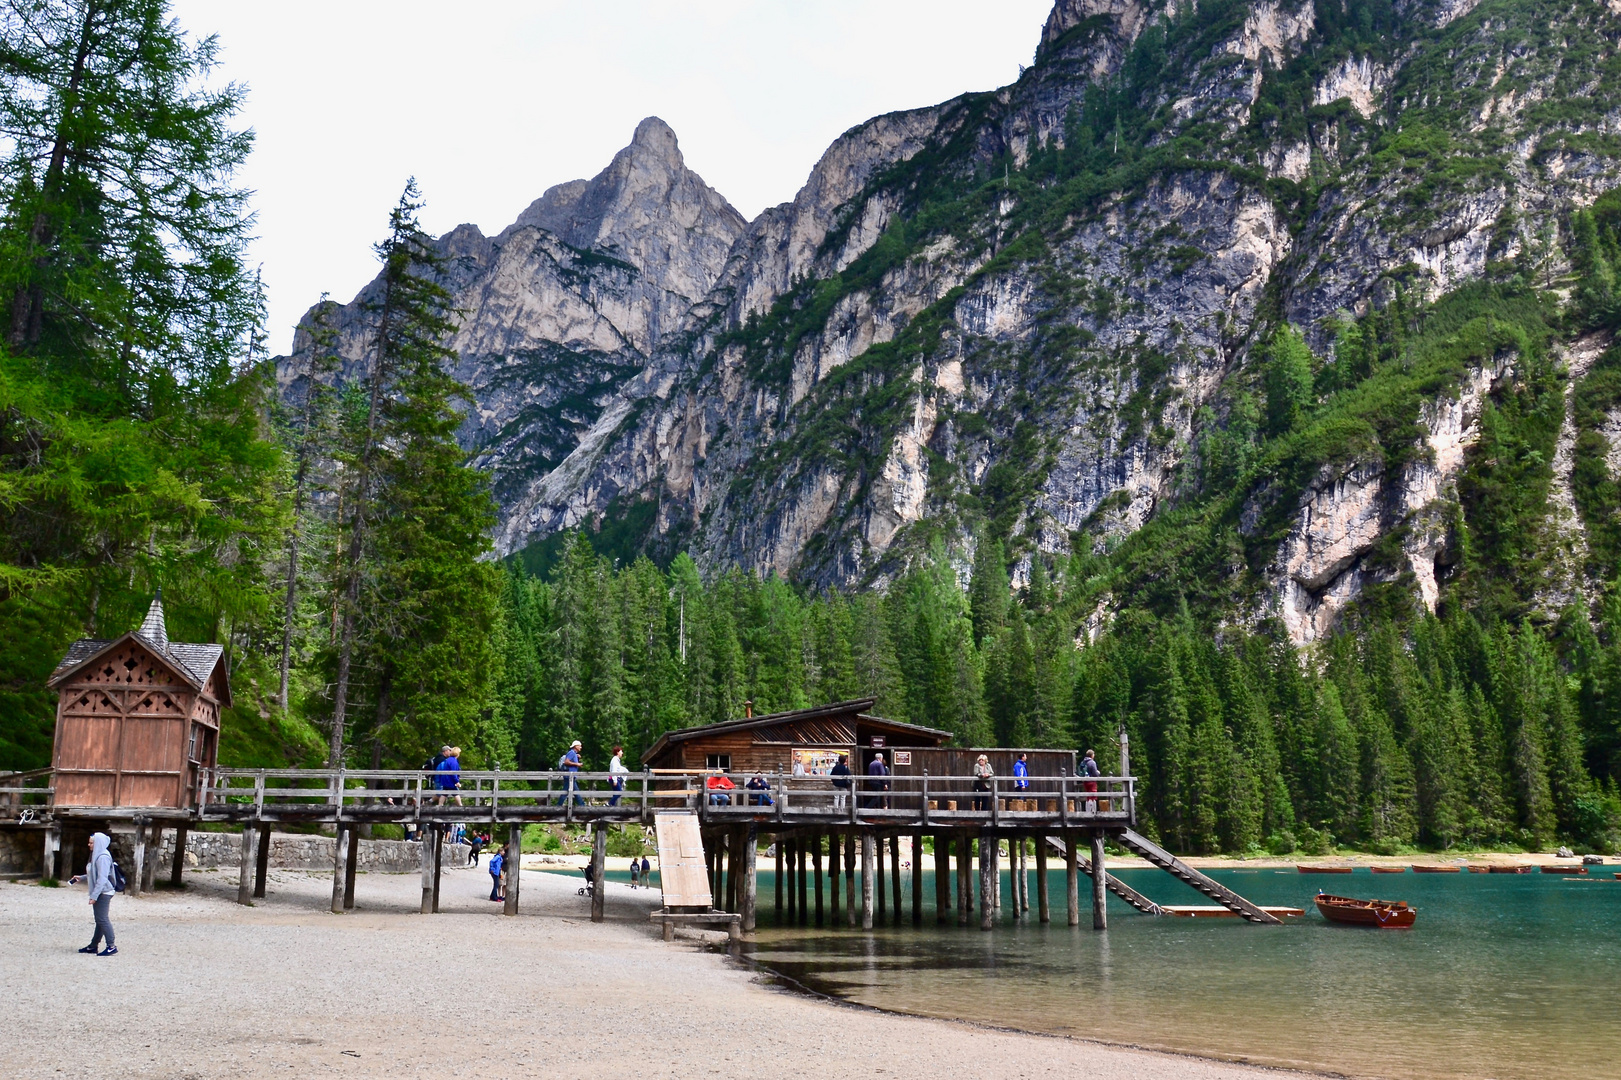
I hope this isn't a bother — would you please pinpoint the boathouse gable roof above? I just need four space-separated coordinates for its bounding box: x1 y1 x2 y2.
639 698 951 766
49 594 230 705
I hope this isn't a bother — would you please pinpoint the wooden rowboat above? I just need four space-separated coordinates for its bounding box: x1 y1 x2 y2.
1489 865 1532 873
1298 865 1354 873
1370 866 1407 873
1315 892 1417 928
1540 865 1586 874
1411 865 1461 873
1466 865 1491 873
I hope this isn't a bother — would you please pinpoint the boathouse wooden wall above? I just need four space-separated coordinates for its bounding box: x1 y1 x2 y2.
51 639 222 809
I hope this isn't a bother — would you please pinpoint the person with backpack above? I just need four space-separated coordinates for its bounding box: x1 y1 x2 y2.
557 740 583 806
629 856 640 889
68 831 119 955
488 846 505 902
466 830 485 866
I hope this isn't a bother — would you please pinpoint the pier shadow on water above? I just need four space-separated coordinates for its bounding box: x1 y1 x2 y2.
732 867 1621 1080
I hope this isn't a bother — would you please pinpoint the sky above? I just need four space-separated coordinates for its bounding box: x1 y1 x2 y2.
168 1 1054 355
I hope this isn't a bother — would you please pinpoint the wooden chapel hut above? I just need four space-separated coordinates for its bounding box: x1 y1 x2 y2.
47 592 229 810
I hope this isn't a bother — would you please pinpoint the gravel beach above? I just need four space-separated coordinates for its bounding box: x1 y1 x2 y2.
1 859 1306 1080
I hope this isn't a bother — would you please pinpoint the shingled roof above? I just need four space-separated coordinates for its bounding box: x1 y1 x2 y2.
639 698 951 765
49 593 229 703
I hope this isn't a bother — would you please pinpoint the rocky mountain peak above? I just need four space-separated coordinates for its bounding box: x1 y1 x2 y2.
1039 0 1151 53
505 116 743 301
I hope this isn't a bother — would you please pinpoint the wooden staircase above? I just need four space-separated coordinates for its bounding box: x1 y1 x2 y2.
1043 836 1163 915
1116 828 1280 924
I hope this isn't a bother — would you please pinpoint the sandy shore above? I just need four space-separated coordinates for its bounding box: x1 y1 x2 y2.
0 861 1312 1080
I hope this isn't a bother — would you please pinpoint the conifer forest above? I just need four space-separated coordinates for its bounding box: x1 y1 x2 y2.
5 0 1621 859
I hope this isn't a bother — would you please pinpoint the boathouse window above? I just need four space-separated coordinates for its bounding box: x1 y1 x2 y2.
705 753 731 771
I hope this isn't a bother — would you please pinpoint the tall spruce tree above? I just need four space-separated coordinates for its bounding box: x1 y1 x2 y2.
326 180 500 767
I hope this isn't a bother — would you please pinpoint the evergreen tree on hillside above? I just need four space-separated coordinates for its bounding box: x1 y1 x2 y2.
0 0 278 769
326 180 500 767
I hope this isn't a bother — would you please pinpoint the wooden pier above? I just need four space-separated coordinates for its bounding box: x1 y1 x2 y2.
6 764 1282 929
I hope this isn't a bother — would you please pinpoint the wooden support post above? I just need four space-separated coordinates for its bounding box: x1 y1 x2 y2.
721 832 734 913
991 834 1000 912
784 839 796 922
774 837 784 919
1035 837 1050 923
890 834 902 927
934 833 950 923
1090 831 1108 931
343 823 359 910
860 832 874 930
236 824 254 906
141 824 162 893
1018 836 1029 914
844 833 856 928
331 825 349 914
254 822 271 898
419 825 434 914
743 823 757 932
503 823 521 916
43 821 61 881
170 823 187 887
954 834 968 925
812 832 824 927
591 823 607 923
911 832 923 926
978 830 995 931
1065 833 1080 926
874 832 886 922
431 824 444 913
828 832 840 923
797 837 809 925
131 820 148 898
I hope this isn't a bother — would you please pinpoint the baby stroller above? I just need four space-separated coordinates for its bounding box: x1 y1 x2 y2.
576 862 596 898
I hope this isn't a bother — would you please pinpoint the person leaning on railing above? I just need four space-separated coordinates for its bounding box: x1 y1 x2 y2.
972 754 993 811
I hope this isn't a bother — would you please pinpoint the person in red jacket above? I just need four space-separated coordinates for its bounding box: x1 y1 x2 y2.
706 772 736 806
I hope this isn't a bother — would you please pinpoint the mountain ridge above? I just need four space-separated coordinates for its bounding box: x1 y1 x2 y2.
280 0 1621 649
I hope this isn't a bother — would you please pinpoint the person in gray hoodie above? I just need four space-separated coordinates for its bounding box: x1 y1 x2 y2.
68 832 117 955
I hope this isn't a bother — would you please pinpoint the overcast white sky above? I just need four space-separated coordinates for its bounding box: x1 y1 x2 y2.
168 1 1053 355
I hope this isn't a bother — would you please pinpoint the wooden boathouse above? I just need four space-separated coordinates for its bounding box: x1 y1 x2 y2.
19 593 227 890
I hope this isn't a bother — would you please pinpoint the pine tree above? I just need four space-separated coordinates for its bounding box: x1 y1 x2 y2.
327 180 500 767
1262 325 1315 436
275 296 340 712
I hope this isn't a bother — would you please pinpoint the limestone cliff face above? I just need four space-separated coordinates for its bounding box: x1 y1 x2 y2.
283 0 1621 643
277 117 746 505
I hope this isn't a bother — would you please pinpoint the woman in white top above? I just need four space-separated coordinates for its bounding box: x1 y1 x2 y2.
609 745 630 806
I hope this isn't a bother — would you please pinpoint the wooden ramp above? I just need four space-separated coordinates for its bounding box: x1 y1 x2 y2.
653 812 712 908
1163 905 1303 918
1043 836 1163 915
1116 828 1281 924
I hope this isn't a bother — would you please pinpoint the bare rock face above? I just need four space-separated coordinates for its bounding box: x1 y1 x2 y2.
277 117 746 507
283 0 1621 640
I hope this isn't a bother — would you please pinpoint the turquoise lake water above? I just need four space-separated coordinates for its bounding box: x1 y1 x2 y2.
691 865 1621 1080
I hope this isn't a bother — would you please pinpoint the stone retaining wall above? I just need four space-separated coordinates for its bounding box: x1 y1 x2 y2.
161 830 469 873
0 827 43 875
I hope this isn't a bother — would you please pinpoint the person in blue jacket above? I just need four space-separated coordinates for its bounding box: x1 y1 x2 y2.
488 847 505 902
435 746 463 807
1013 753 1030 794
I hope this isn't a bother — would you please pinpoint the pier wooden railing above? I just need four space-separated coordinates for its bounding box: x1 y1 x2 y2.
192 767 1135 829
0 768 53 820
